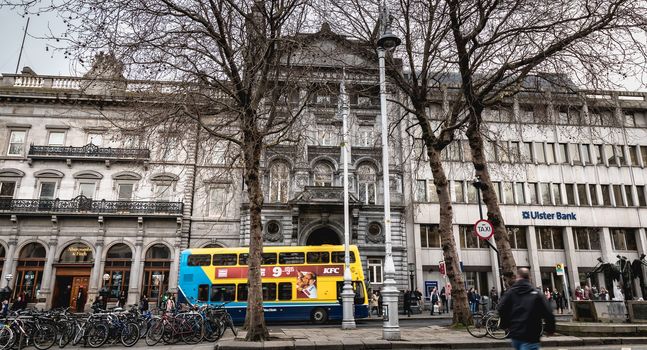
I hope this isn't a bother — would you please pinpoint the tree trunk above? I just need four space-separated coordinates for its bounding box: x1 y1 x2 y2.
466 123 517 287
242 133 269 341
427 146 471 325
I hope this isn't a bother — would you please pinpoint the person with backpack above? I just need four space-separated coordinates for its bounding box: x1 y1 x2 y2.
498 268 556 350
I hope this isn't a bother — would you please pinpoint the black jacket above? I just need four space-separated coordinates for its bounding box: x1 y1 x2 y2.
497 279 555 343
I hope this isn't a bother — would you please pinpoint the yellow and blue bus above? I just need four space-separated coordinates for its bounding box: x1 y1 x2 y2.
177 245 369 324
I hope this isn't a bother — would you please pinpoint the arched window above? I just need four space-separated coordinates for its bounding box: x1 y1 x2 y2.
142 244 172 300
269 161 290 203
104 244 132 300
357 164 377 204
15 243 46 302
202 243 223 248
59 243 93 263
313 162 333 186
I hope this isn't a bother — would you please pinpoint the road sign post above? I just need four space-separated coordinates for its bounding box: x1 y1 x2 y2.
556 263 571 312
474 219 504 293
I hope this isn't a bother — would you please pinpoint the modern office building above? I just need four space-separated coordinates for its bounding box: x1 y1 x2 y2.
409 87 647 300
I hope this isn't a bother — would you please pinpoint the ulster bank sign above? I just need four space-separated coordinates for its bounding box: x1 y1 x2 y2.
521 211 577 220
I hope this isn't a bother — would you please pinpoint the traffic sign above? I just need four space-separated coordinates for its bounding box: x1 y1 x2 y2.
473 219 494 240
555 263 565 276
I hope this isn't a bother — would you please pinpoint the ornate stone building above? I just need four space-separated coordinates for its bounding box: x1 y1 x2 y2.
0 27 410 309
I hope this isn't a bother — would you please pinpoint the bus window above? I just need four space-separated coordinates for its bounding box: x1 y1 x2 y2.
279 252 304 264
306 252 330 264
237 284 248 301
262 253 277 265
198 284 209 302
262 283 277 301
212 254 237 266
211 284 236 302
187 254 211 266
331 251 356 263
238 253 277 265
278 282 292 301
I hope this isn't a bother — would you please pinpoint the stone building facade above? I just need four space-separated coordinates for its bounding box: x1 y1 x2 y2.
0 28 410 309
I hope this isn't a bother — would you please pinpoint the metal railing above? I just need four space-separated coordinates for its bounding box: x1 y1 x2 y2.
28 143 150 160
0 196 182 215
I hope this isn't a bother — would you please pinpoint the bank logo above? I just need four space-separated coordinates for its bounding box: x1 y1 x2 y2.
521 211 576 220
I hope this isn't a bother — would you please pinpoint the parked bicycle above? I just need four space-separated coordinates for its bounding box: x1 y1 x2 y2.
466 310 509 340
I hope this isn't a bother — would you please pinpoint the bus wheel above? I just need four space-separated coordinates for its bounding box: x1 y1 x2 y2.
311 308 328 324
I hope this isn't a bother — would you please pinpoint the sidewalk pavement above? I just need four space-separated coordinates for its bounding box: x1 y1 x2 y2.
214 324 643 350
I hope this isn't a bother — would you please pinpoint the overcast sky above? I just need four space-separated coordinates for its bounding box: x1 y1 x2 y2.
0 6 646 92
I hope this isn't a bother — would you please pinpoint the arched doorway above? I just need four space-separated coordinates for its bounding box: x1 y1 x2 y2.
103 244 132 302
52 243 93 310
14 243 46 303
306 227 341 245
142 244 172 304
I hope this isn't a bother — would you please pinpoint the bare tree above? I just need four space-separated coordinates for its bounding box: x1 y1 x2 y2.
323 0 473 324
445 0 647 285
6 0 317 340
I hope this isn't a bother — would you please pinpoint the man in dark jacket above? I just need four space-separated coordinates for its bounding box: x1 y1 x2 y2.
498 268 555 350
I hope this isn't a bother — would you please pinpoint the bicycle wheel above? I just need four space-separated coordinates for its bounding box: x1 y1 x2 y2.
0 326 14 350
120 322 140 347
486 316 508 340
57 321 73 348
145 319 163 346
180 316 203 345
466 312 488 338
85 323 109 348
33 322 57 350
203 319 220 342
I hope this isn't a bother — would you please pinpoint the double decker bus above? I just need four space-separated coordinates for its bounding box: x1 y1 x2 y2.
177 245 369 324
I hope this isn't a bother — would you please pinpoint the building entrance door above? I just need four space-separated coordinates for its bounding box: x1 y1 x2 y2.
70 277 89 311
52 266 91 310
306 227 341 245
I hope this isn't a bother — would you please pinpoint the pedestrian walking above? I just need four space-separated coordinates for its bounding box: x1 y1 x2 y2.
140 294 149 312
490 287 499 310
165 294 176 313
117 289 127 308
555 291 564 314
430 287 439 315
473 290 481 313
445 283 452 312
498 268 556 350
377 290 383 317
404 290 413 317
76 287 86 313
467 288 474 313
440 287 447 314
370 291 379 316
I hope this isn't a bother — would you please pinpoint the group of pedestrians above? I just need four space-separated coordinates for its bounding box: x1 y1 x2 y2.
574 285 610 301
428 284 451 315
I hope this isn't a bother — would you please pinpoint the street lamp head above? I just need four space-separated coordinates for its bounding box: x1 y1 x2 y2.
4 274 12 282
472 176 483 189
408 262 415 273
597 257 604 263
377 31 401 50
103 273 110 281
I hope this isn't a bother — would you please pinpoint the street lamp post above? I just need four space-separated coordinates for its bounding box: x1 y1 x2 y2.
340 71 356 330
377 1 401 341
408 263 415 291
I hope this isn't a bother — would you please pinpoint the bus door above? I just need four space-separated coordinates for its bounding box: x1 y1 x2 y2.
336 281 366 304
